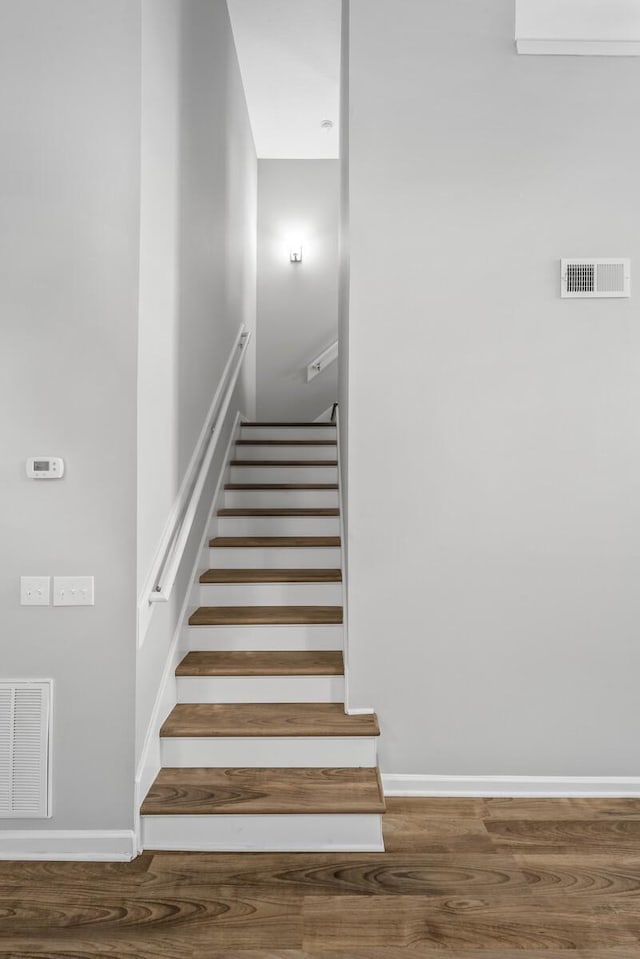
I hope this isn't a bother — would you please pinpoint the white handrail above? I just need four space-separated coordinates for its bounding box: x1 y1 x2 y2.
148 328 251 605
307 340 338 382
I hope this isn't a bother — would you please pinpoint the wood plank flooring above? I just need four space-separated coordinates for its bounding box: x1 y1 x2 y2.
2 798 640 957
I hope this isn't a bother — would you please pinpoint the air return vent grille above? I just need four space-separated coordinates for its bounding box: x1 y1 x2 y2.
0 682 51 818
561 259 630 298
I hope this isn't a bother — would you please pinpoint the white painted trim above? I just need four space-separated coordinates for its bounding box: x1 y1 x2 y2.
336 406 375 719
142 813 383 852
134 413 245 852
335 406 349 709
314 405 336 422
185 623 343 651
198 580 342 606
307 340 338 382
160 735 378 768
176 674 345 704
137 326 249 645
515 0 640 54
517 38 640 55
208 547 342 570
0 829 137 861
383 774 640 797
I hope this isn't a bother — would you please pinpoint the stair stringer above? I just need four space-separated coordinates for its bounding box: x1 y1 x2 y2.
134 413 246 851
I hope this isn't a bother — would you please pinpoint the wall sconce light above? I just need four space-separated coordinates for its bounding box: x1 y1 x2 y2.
290 245 303 263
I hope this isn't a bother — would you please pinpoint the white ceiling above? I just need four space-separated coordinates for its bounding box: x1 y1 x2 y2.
227 0 341 159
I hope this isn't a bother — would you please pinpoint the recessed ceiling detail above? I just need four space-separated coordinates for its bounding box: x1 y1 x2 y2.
227 0 341 159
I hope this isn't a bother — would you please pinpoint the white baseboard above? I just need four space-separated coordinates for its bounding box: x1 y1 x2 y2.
383 774 640 798
0 829 137 861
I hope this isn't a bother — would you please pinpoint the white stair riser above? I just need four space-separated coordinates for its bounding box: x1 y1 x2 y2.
142 813 384 853
216 515 340 537
235 445 337 462
199 581 342 606
230 465 338 484
176 675 344 704
241 427 336 441
209 547 341 568
184 624 343 651
161 736 377 767
224 489 339 508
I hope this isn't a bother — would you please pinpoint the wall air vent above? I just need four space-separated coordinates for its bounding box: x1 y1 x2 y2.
0 682 52 818
561 259 630 298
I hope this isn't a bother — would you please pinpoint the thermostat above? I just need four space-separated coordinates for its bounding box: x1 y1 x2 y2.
26 457 65 479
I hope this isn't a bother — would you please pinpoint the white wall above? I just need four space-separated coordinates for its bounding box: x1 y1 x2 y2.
0 0 141 830
256 160 339 422
0 0 257 842
347 0 640 777
138 0 257 592
137 0 257 763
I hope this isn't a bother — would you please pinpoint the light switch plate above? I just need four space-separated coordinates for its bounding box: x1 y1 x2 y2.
20 577 51 606
53 576 94 607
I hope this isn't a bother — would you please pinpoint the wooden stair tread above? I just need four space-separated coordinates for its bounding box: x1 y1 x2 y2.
210 536 340 548
160 703 380 738
176 651 344 677
242 422 335 427
200 568 342 583
218 508 339 517
236 440 337 447
231 460 338 467
141 767 384 816
225 483 338 490
189 606 343 626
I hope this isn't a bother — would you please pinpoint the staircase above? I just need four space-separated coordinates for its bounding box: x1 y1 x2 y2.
141 420 385 851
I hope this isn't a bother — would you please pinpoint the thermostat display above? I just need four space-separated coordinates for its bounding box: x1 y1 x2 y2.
26 457 65 479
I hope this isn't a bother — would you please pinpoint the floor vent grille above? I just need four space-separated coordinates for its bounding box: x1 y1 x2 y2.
0 682 51 818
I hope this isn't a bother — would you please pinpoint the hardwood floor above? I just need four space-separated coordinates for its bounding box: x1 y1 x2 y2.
1 798 640 957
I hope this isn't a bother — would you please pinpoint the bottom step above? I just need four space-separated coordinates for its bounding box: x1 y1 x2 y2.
141 767 385 852
141 767 385 815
